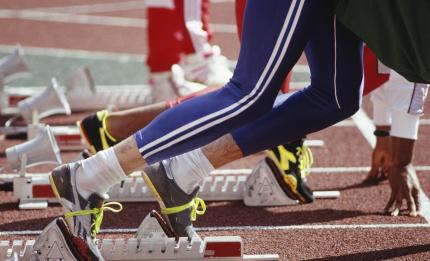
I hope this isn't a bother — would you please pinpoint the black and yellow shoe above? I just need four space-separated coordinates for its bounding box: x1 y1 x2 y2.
77 110 117 154
266 138 314 203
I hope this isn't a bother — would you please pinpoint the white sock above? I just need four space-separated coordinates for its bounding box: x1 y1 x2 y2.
76 147 126 199
162 148 214 194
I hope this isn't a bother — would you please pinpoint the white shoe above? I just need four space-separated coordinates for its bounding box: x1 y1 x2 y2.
171 64 206 96
180 45 233 87
149 71 178 102
149 66 206 103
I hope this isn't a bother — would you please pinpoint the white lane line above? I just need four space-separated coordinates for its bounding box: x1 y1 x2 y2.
0 9 147 27
329 118 430 127
0 9 236 33
421 119 430 125
210 23 237 33
334 119 355 127
30 1 147 14
2 166 429 179
353 108 430 223
31 0 232 13
420 192 430 224
212 166 430 175
211 0 234 3
1 223 430 236
198 223 430 232
293 64 310 73
351 109 376 147
289 81 309 90
0 44 144 61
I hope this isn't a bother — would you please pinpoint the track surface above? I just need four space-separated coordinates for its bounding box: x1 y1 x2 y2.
1 1 430 260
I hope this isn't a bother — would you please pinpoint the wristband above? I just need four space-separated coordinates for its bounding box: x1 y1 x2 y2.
373 130 390 137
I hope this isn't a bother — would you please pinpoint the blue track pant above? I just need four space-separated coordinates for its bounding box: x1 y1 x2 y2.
135 0 363 163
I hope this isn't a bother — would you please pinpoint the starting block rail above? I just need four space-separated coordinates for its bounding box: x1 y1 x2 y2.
8 163 340 209
0 239 279 261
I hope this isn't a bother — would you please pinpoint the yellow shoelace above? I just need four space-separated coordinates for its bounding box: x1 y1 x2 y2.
64 202 123 238
296 145 314 178
162 197 206 221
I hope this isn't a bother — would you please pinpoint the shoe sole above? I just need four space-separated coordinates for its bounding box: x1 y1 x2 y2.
77 120 97 155
265 152 307 203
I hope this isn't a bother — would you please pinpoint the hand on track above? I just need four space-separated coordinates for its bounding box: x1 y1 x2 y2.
364 138 391 183
384 164 422 217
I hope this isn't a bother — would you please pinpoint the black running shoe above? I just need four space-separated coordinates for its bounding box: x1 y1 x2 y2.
77 110 117 154
266 138 314 203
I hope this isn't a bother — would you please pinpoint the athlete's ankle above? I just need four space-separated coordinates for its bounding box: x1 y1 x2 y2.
76 148 126 199
162 148 214 194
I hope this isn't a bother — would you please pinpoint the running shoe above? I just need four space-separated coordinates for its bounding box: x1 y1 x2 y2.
180 45 233 87
266 139 314 203
50 162 122 259
77 110 117 154
142 162 206 239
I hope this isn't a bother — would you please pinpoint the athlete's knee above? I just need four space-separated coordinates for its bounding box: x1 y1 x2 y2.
224 78 276 116
339 94 361 118
335 77 363 119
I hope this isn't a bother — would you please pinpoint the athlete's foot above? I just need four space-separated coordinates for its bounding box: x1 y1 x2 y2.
149 67 206 103
142 162 206 239
266 140 315 203
180 45 233 87
77 110 118 154
50 163 122 258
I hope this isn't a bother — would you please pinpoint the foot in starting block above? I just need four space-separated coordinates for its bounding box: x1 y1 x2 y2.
31 217 102 260
2 210 279 260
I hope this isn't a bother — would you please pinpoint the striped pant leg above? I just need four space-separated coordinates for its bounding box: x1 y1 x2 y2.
232 12 364 156
135 0 324 163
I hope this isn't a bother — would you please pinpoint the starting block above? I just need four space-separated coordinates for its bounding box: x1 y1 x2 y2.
27 124 84 151
0 211 280 260
1 124 85 151
1 66 153 116
7 158 340 209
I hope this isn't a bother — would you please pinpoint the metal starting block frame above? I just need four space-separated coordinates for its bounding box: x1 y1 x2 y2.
27 124 84 151
0 66 153 116
1 85 153 116
8 158 340 209
0 124 84 151
0 213 280 260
